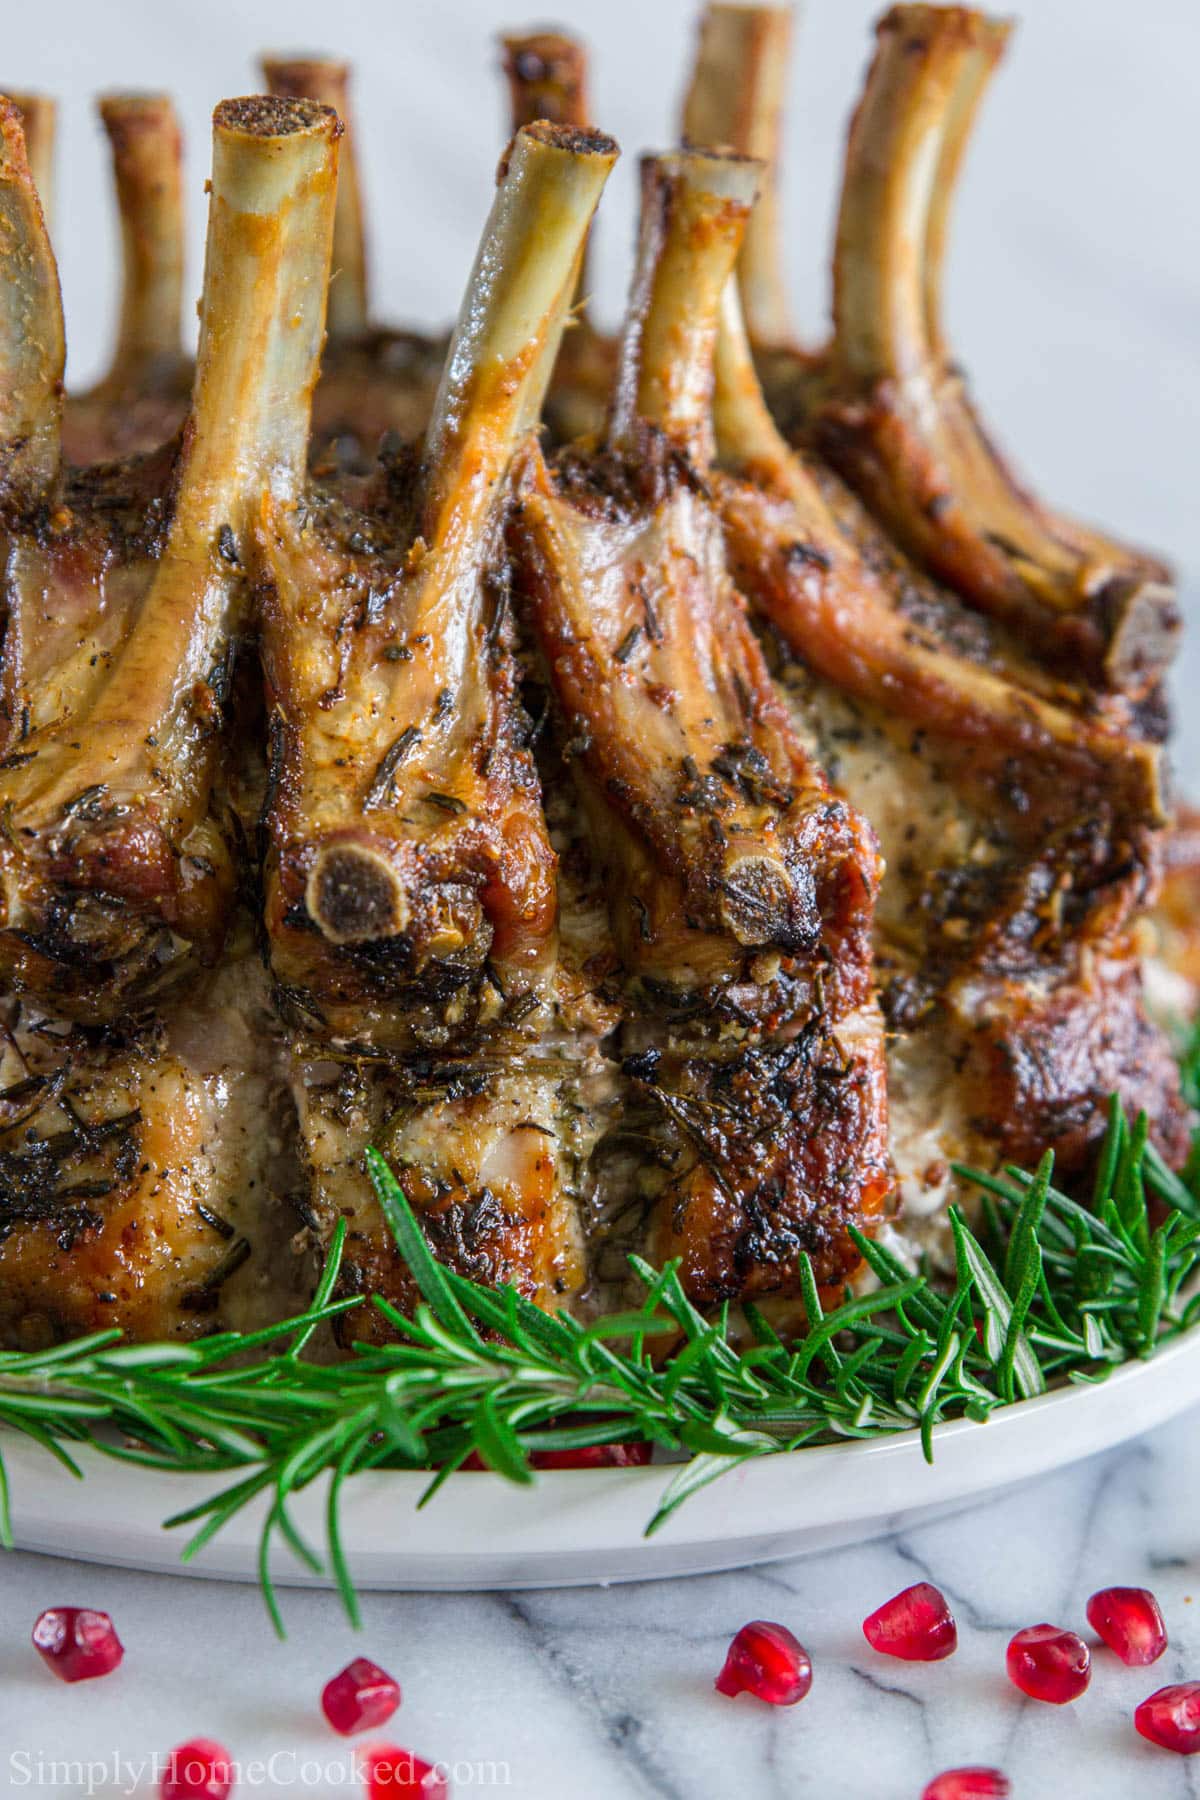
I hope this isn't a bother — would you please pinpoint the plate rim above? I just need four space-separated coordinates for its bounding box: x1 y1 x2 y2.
5 1323 1200 1591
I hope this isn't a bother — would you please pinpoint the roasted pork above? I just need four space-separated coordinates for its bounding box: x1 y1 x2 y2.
709 280 1187 1225
0 96 334 1345
673 2 1187 1236
510 149 890 1305
0 96 339 1019
261 121 619 1322
0 4 1187 1347
0 938 301 1349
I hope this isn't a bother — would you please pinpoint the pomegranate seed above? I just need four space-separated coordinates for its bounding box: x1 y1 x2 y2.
31 1607 124 1683
1086 1586 1167 1665
922 1771 1010 1800
530 1442 652 1469
161 1739 234 1800
715 1619 813 1705
1135 1683 1200 1754
322 1657 401 1734
1006 1623 1091 1703
364 1742 449 1797
862 1582 957 1661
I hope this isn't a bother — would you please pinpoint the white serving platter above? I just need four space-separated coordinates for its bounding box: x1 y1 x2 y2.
6 1327 1200 1591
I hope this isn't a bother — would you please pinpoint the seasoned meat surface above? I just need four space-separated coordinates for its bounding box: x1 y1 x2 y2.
0 11 1186 1347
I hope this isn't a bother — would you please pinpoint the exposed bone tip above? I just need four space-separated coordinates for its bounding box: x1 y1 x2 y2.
3 91 55 148
260 53 351 87
877 3 1013 54
214 95 340 141
500 30 587 94
519 119 618 160
306 844 410 945
647 146 764 216
98 91 176 120
1102 579 1182 690
703 2 795 15
717 853 814 948
0 96 32 164
96 93 181 183
500 28 585 63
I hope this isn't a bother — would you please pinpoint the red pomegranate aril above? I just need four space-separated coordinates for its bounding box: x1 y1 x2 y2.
364 1742 449 1797
31 1607 124 1683
530 1442 652 1469
161 1738 234 1800
922 1770 1010 1800
1086 1586 1167 1666
1006 1623 1091 1703
322 1657 401 1735
715 1620 813 1705
863 1582 957 1661
1135 1683 1200 1755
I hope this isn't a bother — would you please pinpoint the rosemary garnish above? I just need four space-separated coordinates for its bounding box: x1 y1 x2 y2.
0 1089 1197 1634
362 726 422 811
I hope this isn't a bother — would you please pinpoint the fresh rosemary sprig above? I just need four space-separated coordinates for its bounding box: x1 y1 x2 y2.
0 1096 1198 1633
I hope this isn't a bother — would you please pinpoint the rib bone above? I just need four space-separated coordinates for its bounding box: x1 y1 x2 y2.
680 3 795 354
511 149 890 1305
501 29 591 130
0 100 64 512
64 94 192 463
822 3 1177 691
262 54 443 470
498 30 614 445
4 92 54 224
0 947 305 1349
708 271 1186 1196
259 120 618 1048
0 96 340 1015
260 56 367 343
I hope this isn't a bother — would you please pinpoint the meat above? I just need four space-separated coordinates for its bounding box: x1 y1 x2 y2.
0 4 1188 1348
261 122 619 1324
0 96 333 1345
261 55 445 473
64 95 192 464
672 0 1187 1238
682 4 1178 697
510 149 890 1305
260 121 615 1043
0 943 303 1349
0 96 337 1019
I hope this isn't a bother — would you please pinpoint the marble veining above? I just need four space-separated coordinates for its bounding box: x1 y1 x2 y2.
2 1406 1200 1797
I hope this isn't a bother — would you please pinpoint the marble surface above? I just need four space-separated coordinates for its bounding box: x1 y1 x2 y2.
2 1406 1199 1798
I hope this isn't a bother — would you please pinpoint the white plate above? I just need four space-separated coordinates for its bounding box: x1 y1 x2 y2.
7 1330 1200 1591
